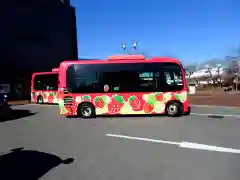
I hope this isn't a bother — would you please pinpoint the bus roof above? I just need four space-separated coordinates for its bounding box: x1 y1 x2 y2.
108 55 145 60
32 67 59 76
52 68 59 72
60 56 181 66
32 71 58 78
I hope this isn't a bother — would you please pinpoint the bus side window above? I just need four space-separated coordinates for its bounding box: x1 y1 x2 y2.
139 72 159 90
162 69 184 91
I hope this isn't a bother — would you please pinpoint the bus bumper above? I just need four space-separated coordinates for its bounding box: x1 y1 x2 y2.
183 106 191 115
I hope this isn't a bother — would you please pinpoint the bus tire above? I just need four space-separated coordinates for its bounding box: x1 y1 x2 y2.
77 102 96 118
165 101 183 117
37 95 44 104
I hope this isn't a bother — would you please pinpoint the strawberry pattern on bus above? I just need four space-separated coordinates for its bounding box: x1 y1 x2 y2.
31 91 60 104
59 91 188 116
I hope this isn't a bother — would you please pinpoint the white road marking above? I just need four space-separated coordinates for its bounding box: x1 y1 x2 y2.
191 104 239 109
106 134 179 145
191 112 240 118
106 134 240 154
180 142 240 153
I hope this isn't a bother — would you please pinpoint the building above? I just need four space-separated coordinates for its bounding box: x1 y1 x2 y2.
0 0 78 100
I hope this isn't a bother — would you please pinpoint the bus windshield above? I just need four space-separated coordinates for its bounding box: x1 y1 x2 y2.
66 62 184 93
33 74 58 91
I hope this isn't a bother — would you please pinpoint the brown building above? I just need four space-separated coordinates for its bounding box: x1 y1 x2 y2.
0 0 78 100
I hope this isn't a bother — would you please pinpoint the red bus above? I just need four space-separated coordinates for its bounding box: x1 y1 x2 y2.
31 68 60 104
58 55 190 118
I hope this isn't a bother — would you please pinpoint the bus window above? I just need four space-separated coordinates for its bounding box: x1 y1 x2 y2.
162 65 183 91
34 74 58 91
66 63 162 93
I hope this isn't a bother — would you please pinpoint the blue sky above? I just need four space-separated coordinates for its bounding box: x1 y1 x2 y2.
71 0 240 65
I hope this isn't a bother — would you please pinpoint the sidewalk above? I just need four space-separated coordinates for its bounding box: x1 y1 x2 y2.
9 100 31 105
188 93 240 107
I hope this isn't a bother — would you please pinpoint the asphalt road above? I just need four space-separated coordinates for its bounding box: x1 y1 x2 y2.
0 104 240 180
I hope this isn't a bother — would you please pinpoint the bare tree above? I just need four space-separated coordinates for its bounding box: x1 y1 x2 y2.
232 60 240 91
184 69 193 79
208 67 213 77
204 66 213 85
232 50 239 90
184 65 196 79
188 72 194 79
221 60 233 88
216 64 223 87
226 55 240 91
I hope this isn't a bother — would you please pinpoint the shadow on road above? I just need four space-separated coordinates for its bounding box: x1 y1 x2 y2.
0 109 37 122
66 107 191 119
208 115 224 119
66 114 166 119
43 103 58 105
0 147 74 180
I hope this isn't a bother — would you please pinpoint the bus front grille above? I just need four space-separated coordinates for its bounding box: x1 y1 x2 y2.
64 96 73 105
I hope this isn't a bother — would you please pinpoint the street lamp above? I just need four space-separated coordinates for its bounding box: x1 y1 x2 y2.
132 40 137 50
122 43 126 51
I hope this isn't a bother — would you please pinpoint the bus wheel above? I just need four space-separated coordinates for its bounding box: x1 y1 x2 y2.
165 101 182 117
78 103 95 118
37 96 44 104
